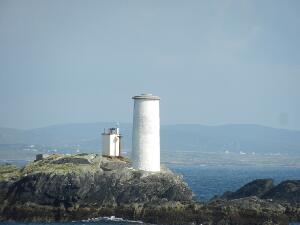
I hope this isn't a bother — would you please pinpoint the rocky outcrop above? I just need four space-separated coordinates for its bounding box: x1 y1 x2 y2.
216 179 300 204
0 154 298 225
220 179 274 200
214 179 300 224
262 180 300 203
0 154 192 207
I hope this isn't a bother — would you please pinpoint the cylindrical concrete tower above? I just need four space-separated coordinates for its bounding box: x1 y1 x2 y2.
132 93 160 172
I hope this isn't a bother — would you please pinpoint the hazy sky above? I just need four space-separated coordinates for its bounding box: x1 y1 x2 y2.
0 0 299 130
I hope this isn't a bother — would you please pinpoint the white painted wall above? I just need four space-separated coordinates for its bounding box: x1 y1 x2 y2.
132 94 160 172
102 134 120 156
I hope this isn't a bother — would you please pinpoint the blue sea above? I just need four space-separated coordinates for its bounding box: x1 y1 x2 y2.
1 160 300 224
168 164 300 201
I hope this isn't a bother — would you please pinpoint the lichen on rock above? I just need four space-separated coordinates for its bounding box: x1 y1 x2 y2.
0 154 193 218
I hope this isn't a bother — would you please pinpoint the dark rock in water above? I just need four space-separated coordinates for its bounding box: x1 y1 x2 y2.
117 197 289 225
216 178 300 205
211 178 300 224
0 154 298 225
262 180 300 203
220 179 274 200
208 197 288 225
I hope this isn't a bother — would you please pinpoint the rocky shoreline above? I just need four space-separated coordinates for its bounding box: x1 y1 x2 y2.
0 154 299 225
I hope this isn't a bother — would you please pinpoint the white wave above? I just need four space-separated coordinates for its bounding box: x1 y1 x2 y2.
81 215 144 224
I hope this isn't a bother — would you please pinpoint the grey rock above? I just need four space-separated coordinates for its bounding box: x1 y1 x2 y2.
219 179 274 200
0 155 297 225
1 154 193 208
262 180 300 203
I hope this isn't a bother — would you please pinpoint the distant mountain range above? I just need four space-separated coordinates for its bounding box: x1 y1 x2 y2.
0 123 300 159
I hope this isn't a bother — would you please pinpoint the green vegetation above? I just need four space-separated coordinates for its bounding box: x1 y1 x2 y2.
22 161 81 174
21 154 100 175
1 154 132 181
0 164 21 181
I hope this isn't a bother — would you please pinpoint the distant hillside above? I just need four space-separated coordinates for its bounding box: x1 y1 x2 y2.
0 127 26 144
161 124 300 155
0 123 300 159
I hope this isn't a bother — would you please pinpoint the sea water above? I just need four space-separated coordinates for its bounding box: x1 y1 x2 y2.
168 164 300 201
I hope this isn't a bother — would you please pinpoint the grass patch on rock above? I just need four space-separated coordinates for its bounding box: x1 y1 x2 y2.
0 164 21 181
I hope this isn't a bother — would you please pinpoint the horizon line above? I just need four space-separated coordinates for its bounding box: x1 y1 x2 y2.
1 121 299 132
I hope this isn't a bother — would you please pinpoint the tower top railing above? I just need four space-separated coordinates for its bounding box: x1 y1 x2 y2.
102 127 120 135
132 93 160 100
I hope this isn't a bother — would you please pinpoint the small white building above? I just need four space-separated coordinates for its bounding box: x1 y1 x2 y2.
102 127 121 157
35 153 50 161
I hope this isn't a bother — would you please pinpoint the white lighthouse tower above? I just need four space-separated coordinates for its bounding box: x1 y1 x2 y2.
132 93 160 172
